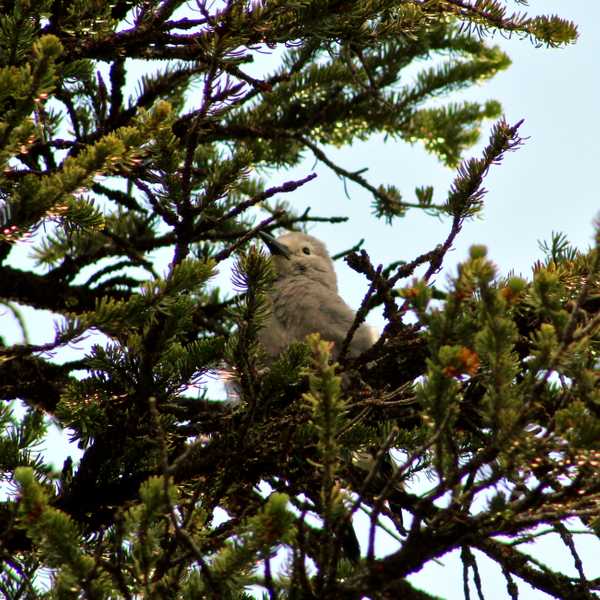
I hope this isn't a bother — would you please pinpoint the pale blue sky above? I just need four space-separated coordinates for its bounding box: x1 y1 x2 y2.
3 2 599 597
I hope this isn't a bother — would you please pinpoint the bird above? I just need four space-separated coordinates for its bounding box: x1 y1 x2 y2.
258 231 377 361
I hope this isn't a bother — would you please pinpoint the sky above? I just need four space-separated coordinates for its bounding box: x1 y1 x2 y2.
275 1 599 328
3 1 599 598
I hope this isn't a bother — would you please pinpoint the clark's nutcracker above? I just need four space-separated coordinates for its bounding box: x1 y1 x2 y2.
258 231 377 360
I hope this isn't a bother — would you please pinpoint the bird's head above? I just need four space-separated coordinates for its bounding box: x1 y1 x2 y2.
259 231 338 290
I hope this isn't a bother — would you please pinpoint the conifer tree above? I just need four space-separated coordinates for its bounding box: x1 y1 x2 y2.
1 1 598 598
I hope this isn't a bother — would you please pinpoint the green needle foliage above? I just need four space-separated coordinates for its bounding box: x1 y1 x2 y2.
0 1 597 599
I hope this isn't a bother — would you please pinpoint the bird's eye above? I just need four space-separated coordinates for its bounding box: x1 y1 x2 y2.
302 246 311 255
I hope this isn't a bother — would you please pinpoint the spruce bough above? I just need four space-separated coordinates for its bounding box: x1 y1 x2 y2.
1 2 598 599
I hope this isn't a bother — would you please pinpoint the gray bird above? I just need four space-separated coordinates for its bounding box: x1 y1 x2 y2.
258 231 377 361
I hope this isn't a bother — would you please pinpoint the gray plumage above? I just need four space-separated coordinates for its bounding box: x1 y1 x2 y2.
258 231 377 360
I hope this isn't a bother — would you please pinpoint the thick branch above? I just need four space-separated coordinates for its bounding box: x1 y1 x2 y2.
0 355 75 412
475 538 597 600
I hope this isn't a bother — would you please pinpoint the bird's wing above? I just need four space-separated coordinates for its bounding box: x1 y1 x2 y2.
284 284 375 357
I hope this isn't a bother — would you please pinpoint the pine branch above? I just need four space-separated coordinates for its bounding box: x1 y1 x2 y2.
475 538 597 600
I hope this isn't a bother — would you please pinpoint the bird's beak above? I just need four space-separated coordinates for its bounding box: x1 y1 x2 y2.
258 231 291 259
